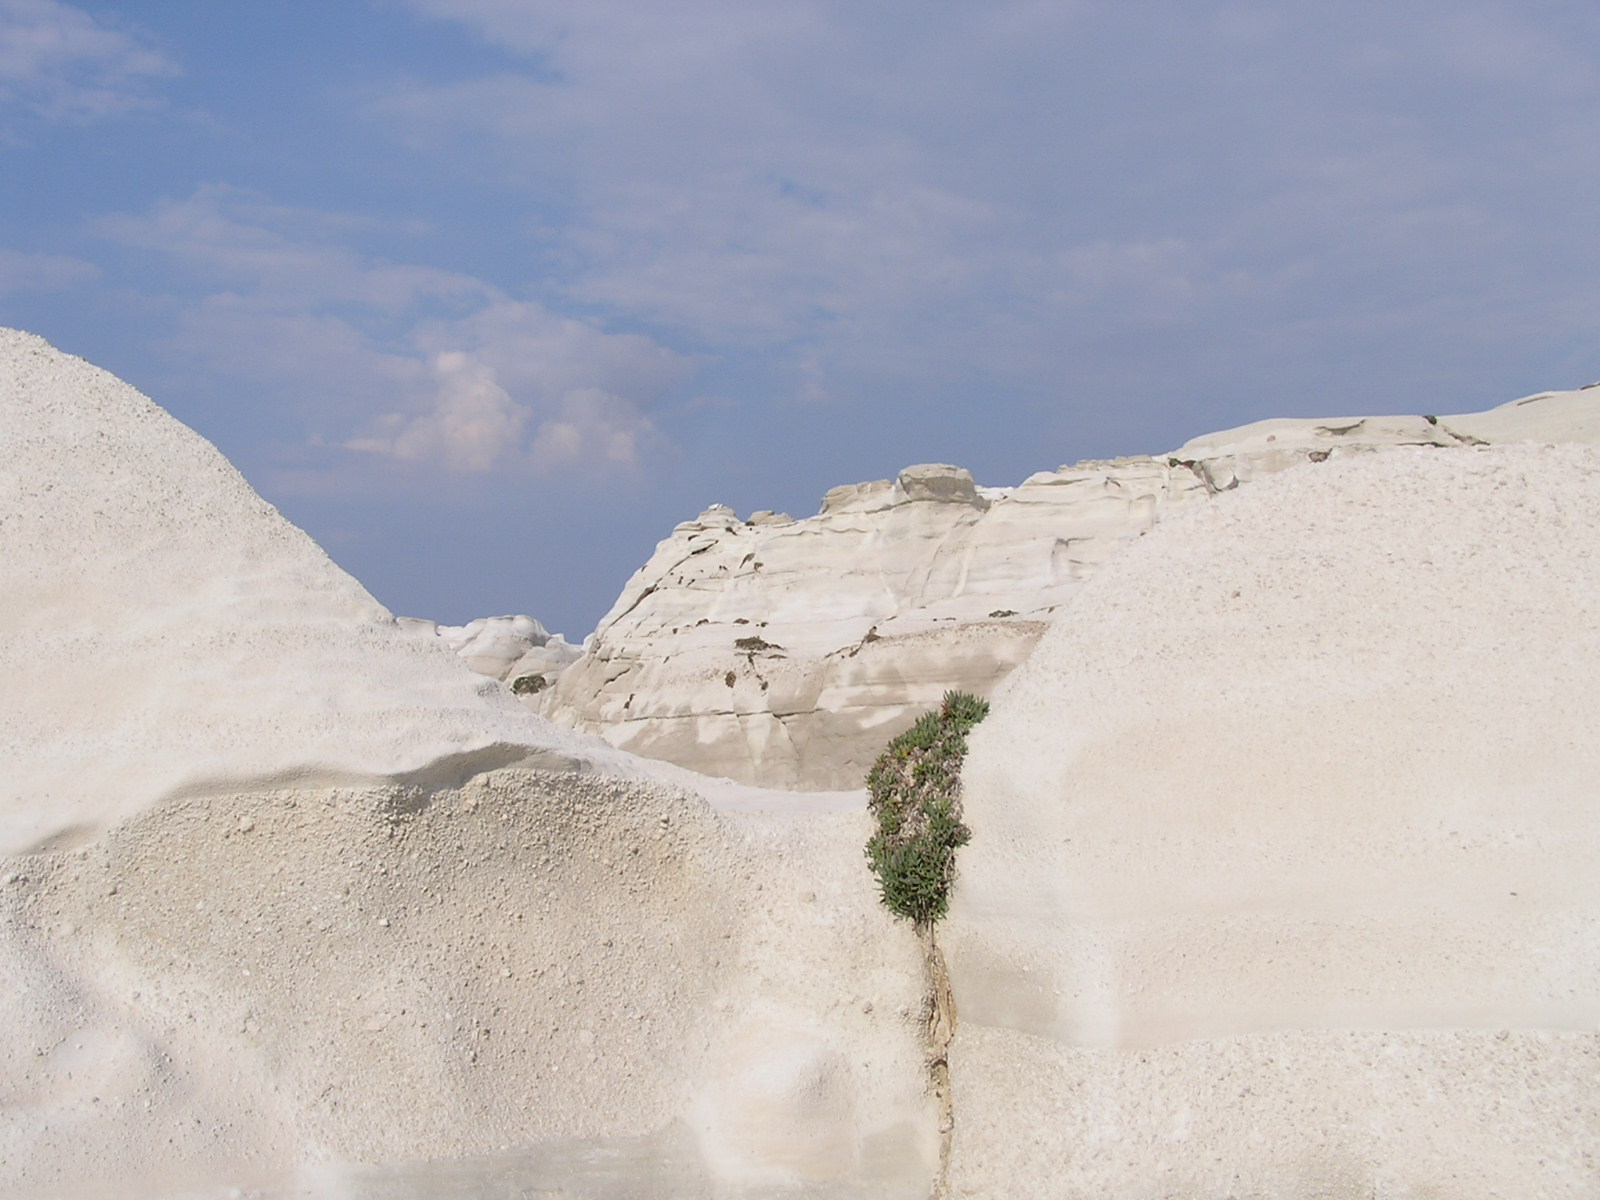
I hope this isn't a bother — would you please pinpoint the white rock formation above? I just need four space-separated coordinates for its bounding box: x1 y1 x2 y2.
0 329 934 1199
943 444 1600 1197
423 613 583 689
543 390 1600 790
0 330 625 859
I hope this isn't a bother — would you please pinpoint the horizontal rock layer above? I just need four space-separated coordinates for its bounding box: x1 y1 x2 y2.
543 390 1600 789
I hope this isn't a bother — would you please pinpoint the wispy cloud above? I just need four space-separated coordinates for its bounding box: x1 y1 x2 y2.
0 0 174 124
101 185 688 475
0 245 96 294
378 0 1600 417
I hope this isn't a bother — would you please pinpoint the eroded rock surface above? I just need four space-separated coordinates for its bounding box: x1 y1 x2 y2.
415 613 583 690
0 329 934 1200
544 390 1600 789
943 445 1600 1197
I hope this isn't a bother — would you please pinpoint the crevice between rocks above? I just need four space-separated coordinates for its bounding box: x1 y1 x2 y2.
918 921 957 1199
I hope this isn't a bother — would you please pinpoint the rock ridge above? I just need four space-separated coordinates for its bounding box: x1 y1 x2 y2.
542 390 1600 789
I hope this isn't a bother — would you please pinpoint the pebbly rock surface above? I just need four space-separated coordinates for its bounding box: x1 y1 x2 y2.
943 444 1600 1197
0 329 935 1200
542 389 1600 789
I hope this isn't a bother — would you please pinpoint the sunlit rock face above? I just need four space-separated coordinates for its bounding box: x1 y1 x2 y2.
0 329 935 1200
0 328 627 858
943 444 1600 1198
420 614 584 689
543 391 1600 790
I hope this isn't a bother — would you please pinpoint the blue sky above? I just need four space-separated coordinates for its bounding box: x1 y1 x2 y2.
3 1 1599 635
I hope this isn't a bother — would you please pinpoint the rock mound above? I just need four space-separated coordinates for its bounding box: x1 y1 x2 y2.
420 613 583 690
0 328 614 856
943 444 1600 1197
0 330 934 1199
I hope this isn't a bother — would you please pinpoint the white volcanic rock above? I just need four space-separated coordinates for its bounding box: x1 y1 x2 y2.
437 613 552 676
943 444 1600 1197
0 329 619 858
504 632 582 685
0 330 935 1199
426 613 583 686
543 389 1600 790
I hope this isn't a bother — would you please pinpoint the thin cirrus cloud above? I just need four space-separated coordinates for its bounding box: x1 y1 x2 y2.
98 184 690 475
376 0 1600 418
371 0 1052 353
0 246 96 295
0 0 174 125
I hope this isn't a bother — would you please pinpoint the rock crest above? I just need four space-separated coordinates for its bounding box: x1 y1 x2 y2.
543 391 1600 789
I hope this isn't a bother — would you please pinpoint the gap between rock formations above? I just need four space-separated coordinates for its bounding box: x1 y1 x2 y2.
919 921 958 1199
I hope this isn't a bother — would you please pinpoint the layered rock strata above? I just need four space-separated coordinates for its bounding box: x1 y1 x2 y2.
943 444 1600 1197
543 390 1600 789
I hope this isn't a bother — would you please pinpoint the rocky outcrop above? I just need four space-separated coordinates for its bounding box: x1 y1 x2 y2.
943 444 1600 1197
543 390 1600 789
413 613 583 690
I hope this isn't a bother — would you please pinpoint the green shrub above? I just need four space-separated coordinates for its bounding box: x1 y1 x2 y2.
865 691 988 925
510 674 547 696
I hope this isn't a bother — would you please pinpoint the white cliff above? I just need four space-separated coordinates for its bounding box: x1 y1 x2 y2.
543 391 1600 789
943 443 1600 1197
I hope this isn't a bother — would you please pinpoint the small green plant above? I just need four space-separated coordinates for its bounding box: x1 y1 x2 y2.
510 674 547 696
865 691 988 925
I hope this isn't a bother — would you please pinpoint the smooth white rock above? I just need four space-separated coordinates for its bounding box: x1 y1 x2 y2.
429 613 582 684
0 329 627 857
944 444 1600 1197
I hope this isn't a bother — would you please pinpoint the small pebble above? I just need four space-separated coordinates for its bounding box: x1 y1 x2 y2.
501 967 511 978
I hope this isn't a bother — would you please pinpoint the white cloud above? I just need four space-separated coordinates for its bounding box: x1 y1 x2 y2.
347 351 530 471
102 186 688 476
528 385 656 469
0 0 174 123
346 346 660 473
